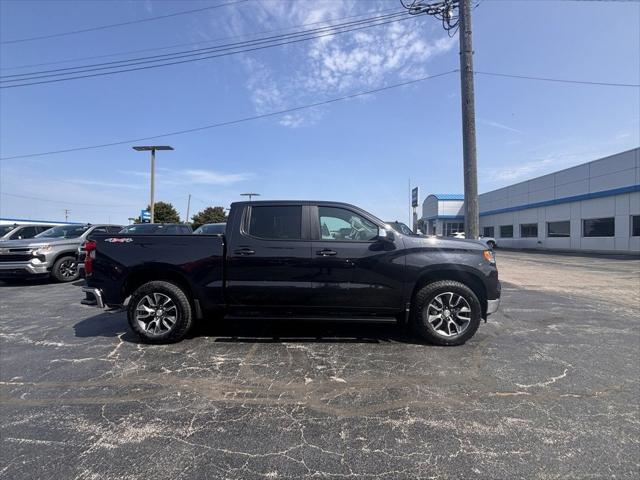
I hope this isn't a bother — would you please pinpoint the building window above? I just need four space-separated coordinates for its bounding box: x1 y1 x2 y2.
547 221 570 237
500 225 513 238
445 222 464 237
631 216 640 237
583 217 615 237
520 223 538 238
483 226 494 238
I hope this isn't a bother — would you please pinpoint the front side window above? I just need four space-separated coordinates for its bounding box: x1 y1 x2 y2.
248 206 302 240
500 225 513 238
483 226 494 238
318 207 378 241
631 216 640 237
547 221 570 237
520 223 538 238
583 218 615 237
36 225 90 239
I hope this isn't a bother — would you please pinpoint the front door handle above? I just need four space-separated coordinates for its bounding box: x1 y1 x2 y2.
316 249 337 256
234 248 255 256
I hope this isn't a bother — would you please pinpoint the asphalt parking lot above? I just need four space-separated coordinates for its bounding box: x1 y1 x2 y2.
1 250 639 479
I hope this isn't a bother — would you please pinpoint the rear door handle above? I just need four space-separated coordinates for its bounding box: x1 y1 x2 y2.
316 249 337 256
233 248 255 256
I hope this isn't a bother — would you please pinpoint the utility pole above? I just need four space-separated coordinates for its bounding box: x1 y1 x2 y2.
401 0 480 238
458 0 479 239
64 209 70 222
185 194 191 224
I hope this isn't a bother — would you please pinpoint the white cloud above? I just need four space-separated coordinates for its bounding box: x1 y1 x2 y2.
117 168 251 185
65 179 145 189
229 1 456 127
480 119 524 134
182 169 251 185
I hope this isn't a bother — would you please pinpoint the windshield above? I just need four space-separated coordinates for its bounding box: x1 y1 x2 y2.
36 224 89 239
194 223 225 234
0 225 16 236
387 222 414 236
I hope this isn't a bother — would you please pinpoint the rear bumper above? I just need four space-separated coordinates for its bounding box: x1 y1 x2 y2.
82 287 104 308
486 298 500 315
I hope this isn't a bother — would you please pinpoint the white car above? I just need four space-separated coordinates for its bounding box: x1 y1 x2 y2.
452 232 497 249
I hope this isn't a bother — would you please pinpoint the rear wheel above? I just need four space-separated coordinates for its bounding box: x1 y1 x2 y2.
487 240 496 250
127 281 193 344
411 280 481 346
51 256 80 282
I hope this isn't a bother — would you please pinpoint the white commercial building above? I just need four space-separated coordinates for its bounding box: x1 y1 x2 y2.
421 147 640 254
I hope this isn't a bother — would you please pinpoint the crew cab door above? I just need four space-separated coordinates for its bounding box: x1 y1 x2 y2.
309 205 404 313
225 204 314 307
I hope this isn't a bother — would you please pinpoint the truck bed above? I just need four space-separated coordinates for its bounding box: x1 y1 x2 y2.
89 234 225 310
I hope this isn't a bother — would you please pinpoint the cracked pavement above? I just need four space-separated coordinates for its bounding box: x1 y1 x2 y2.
1 251 639 479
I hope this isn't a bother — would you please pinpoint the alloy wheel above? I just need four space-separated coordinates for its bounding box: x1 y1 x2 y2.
135 293 178 336
424 292 472 337
59 259 78 279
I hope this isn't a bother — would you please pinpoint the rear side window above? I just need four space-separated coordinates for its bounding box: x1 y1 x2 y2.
11 226 38 239
107 226 123 233
248 206 301 240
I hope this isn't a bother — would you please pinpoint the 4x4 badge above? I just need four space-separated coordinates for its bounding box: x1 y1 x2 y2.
104 238 133 243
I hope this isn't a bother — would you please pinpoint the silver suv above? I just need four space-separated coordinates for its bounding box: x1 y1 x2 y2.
0 224 122 282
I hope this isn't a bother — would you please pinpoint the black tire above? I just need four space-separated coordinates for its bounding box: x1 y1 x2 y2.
411 280 481 346
51 255 80 282
127 281 193 344
487 240 496 250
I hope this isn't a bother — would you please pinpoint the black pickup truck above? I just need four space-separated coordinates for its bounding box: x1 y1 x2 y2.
83 201 500 345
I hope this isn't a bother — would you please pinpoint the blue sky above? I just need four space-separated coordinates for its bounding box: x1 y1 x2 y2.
1 0 638 225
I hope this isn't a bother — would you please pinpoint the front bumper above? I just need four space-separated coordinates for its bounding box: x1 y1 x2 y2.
0 261 49 277
486 298 500 315
82 287 105 308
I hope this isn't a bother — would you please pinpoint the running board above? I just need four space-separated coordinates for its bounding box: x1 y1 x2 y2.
223 315 398 323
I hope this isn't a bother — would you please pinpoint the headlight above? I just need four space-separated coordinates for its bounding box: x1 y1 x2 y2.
483 250 496 264
33 245 53 255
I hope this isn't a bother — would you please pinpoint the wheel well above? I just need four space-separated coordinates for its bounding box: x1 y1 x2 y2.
49 251 78 269
411 269 488 315
123 269 194 303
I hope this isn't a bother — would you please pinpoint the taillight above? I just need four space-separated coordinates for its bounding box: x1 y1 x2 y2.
84 240 97 275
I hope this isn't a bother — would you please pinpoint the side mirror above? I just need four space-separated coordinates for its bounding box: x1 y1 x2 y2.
378 227 395 242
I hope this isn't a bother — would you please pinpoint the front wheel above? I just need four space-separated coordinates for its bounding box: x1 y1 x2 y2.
487 240 496 250
411 280 481 346
51 256 80 282
127 281 193 344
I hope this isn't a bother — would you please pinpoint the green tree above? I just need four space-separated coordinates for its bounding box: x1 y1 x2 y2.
191 206 228 228
136 201 180 223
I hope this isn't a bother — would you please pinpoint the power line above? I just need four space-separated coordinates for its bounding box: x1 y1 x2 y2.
0 68 636 161
474 70 640 88
0 6 402 72
0 13 419 89
1 11 409 81
0 0 250 45
0 70 458 160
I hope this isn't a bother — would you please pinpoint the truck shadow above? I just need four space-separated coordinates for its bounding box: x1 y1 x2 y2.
74 311 421 345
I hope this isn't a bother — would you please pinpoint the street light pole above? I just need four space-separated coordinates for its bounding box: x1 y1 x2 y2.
132 145 174 224
150 148 156 223
241 193 260 202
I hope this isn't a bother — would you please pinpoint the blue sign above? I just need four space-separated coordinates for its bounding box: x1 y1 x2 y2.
140 210 151 223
